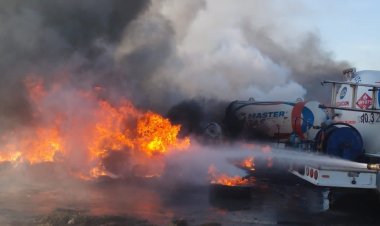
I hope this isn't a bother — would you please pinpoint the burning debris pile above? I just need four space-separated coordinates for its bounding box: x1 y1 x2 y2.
208 163 256 200
206 144 277 200
0 76 190 179
208 164 251 187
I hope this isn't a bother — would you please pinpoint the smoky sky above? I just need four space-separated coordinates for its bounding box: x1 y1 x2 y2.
243 27 349 101
0 0 350 132
0 0 150 130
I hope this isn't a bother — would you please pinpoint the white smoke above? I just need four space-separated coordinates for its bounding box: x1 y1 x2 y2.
0 0 348 130
116 0 347 104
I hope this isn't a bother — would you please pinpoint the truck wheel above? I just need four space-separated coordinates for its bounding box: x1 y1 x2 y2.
203 122 222 140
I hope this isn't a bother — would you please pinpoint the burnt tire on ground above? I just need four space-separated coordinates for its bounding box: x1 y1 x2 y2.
209 183 251 200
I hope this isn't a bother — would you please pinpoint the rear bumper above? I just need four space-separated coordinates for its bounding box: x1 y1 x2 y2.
289 163 378 189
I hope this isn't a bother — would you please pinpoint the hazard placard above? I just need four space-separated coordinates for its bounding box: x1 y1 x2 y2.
356 93 372 109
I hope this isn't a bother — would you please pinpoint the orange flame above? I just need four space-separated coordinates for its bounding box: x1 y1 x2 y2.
137 112 190 156
241 156 255 171
0 76 190 179
208 165 250 186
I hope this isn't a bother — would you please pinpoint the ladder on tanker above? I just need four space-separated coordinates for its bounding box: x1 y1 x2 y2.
320 79 380 114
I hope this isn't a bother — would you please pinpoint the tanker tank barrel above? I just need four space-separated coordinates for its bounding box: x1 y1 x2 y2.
367 164 380 171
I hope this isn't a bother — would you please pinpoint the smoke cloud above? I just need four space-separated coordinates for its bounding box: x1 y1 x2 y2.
0 0 150 132
0 0 349 132
135 0 349 105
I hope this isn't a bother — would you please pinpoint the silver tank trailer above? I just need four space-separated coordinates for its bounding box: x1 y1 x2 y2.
224 100 327 141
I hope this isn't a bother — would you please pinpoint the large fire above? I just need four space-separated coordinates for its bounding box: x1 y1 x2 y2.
208 165 250 186
0 76 190 179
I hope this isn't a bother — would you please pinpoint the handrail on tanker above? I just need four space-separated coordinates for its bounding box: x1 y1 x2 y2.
320 80 380 113
321 80 380 89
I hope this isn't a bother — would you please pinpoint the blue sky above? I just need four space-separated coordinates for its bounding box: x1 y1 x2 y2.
303 0 380 70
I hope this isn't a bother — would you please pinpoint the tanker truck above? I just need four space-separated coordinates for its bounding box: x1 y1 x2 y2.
205 68 380 191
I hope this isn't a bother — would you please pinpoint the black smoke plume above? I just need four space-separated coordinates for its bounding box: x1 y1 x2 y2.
0 0 150 132
166 98 229 137
0 0 350 134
